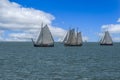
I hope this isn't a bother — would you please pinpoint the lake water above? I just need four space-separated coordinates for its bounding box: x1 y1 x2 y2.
0 42 120 80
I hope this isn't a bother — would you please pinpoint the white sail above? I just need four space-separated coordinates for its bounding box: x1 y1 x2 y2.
41 25 54 45
65 29 73 44
63 31 69 43
70 29 77 45
36 27 43 44
35 24 54 46
63 28 83 46
100 31 113 45
77 32 82 45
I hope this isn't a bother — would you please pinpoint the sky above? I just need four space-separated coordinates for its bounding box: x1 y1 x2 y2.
0 0 120 42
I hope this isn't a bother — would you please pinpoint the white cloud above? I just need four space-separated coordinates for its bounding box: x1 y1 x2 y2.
101 24 120 33
0 0 66 41
5 32 33 41
49 25 66 40
0 0 54 27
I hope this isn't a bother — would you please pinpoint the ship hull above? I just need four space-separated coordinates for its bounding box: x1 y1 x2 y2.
100 43 113 46
64 44 82 46
34 44 54 47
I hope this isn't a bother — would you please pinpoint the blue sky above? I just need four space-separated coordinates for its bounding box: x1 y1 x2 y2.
0 0 120 41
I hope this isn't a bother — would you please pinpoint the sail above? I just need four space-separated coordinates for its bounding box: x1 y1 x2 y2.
35 25 54 45
63 31 69 43
65 29 72 44
100 31 113 44
64 28 83 46
77 32 82 45
70 29 77 45
42 25 54 45
65 29 75 45
36 27 43 44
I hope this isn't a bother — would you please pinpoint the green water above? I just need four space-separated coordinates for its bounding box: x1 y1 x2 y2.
0 42 120 80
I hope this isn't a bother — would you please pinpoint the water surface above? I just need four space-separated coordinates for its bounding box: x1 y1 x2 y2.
0 42 120 80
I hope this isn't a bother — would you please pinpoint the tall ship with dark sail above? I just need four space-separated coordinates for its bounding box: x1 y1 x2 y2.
100 31 113 45
63 28 83 46
32 24 54 47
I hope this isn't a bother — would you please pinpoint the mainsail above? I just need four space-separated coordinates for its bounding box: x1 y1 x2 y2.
100 31 113 45
70 29 77 45
63 28 82 46
77 32 82 45
32 24 54 47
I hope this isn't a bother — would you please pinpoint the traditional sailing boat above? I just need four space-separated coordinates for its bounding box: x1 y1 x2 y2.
63 28 83 46
100 31 113 45
32 24 54 47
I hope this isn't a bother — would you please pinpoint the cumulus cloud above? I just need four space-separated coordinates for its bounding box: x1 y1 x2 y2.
0 0 66 41
101 24 120 33
0 0 54 28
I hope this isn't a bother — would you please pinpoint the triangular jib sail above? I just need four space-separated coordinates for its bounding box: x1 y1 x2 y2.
100 31 113 45
63 28 82 46
32 24 54 47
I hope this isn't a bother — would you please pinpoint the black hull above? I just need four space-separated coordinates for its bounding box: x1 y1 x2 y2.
34 44 54 47
100 44 113 46
64 44 82 46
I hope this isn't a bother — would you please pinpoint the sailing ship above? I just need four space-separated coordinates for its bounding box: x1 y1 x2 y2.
63 28 83 46
100 31 113 45
32 24 54 47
